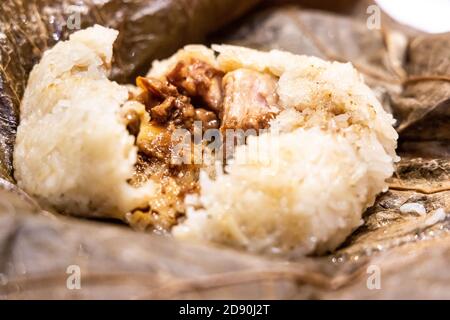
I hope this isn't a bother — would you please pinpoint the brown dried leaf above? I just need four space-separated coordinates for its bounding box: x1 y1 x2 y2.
392 34 450 142
388 157 450 194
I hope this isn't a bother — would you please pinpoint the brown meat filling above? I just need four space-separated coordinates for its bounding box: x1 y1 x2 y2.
123 59 281 232
221 69 281 131
167 58 224 113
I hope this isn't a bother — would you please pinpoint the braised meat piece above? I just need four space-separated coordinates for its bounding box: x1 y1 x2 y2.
221 69 281 131
136 76 196 128
167 58 224 112
123 108 141 136
195 108 219 130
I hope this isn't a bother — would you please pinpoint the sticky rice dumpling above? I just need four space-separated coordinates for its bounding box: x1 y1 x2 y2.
13 25 398 255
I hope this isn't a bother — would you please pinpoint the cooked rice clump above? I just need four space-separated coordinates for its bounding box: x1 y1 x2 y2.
14 25 153 217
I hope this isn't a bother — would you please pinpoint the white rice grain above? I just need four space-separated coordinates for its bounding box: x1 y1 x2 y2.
399 203 427 216
425 208 447 226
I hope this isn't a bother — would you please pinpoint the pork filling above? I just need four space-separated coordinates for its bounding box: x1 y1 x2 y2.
123 59 281 231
